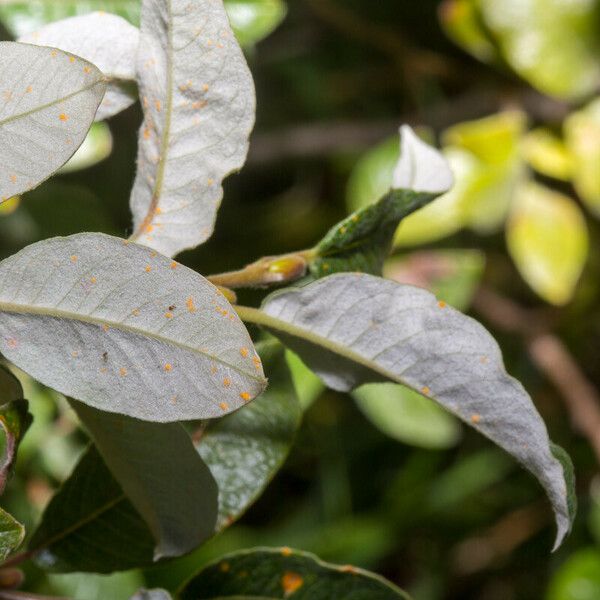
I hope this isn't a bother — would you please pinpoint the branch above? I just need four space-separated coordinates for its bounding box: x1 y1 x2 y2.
473 287 600 463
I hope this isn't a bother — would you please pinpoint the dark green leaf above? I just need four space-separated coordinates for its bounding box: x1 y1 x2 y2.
179 547 411 599
0 506 24 562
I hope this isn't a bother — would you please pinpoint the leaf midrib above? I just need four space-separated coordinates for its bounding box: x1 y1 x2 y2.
0 300 265 384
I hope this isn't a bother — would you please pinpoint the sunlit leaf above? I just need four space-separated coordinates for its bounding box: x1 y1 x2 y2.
0 233 266 422
547 548 600 600
60 122 113 173
129 0 256 257
179 547 411 599
0 506 24 562
565 98 600 216
441 110 527 233
521 128 572 182
226 0 288 46
239 273 574 548
71 401 218 559
0 42 106 204
506 182 588 305
478 0 600 99
28 343 299 573
286 350 324 410
19 12 139 121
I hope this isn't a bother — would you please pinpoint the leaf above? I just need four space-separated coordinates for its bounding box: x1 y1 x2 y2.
0 233 266 422
521 128 573 182
565 99 600 216
70 401 218 560
478 0 600 100
547 548 600 600
0 364 22 404
238 273 574 548
346 133 463 249
131 590 173 600
60 122 113 173
179 547 411 599
506 182 588 305
18 12 139 121
0 42 106 204
0 506 24 562
312 126 453 277
225 0 288 46
28 343 300 573
199 341 301 530
128 0 256 257
0 399 32 495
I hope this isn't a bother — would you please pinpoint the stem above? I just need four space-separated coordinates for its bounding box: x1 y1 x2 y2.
207 251 314 289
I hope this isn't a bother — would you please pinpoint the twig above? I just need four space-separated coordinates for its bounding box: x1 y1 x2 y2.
473 287 600 463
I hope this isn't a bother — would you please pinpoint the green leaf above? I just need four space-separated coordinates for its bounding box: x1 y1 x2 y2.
0 399 32 496
354 383 461 449
225 0 287 47
18 12 139 121
28 343 300 573
313 126 453 277
70 401 218 560
441 110 527 233
346 132 463 248
0 505 25 562
239 273 575 549
0 42 106 204
0 363 22 404
285 350 324 410
478 0 600 100
506 182 589 305
547 548 600 600
439 0 499 62
129 0 256 257
60 122 113 173
0 233 266 422
565 98 600 216
179 547 411 599
551 443 576 526
521 128 573 182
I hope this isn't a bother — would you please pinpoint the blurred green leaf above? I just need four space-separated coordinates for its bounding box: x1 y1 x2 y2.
522 128 573 182
0 398 32 496
547 548 600 600
60 122 113 174
42 571 144 600
478 0 600 99
0 505 24 562
179 547 411 599
439 0 499 62
226 0 287 46
28 342 301 573
506 182 589 305
285 350 324 410
565 98 600 216
354 383 461 450
442 110 527 233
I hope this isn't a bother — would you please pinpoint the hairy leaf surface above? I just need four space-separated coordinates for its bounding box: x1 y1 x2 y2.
0 233 266 422
179 547 411 599
71 401 218 559
129 0 256 256
242 273 573 548
0 42 106 203
19 12 139 121
28 344 299 573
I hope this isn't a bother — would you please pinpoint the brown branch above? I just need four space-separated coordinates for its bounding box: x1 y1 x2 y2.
473 287 600 463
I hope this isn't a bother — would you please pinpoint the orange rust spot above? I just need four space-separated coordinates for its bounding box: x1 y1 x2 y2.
223 377 231 387
9 174 16 184
186 297 197 313
131 309 140 316
421 386 430 395
219 562 230 573
240 347 249 358
70 255 78 263
102 324 110 332
281 547 292 556
253 356 262 371
340 565 358 574
145 224 154 233
240 391 251 402
69 56 76 63
25 86 32 93
6 338 18 349
71 351 79 358
143 128 151 140
471 414 481 424
50 50 58 57
192 100 207 110
119 367 128 377
164 363 173 372
170 395 178 404
165 312 174 319
59 113 69 122
210 364 218 374
145 265 152 273
281 572 304 596
480 356 489 364
170 261 178 269
155 207 162 215
100 367 108 374
219 402 229 411
155 100 162 111
90 277 97 284
438 300 447 309
83 66 91 74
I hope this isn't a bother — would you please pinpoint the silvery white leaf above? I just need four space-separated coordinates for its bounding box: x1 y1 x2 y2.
393 125 454 194
0 233 266 422
72 401 218 559
253 273 571 549
0 42 106 202
19 12 139 121
129 0 256 257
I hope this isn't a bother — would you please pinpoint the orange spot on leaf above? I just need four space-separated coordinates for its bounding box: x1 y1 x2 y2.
281 572 304 596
